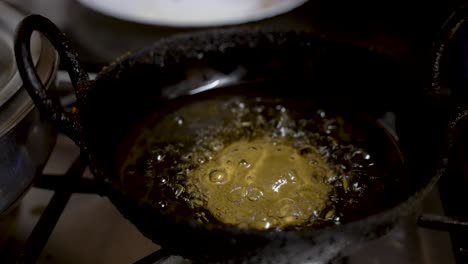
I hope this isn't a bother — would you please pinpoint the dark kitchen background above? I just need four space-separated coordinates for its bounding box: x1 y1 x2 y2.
1 0 467 263
9 0 462 68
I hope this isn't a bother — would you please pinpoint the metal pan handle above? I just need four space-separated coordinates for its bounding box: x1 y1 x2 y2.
14 14 90 145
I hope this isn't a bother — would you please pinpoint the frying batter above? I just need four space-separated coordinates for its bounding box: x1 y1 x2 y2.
186 137 333 230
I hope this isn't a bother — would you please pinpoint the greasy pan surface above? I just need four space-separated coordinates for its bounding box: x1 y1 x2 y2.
14 15 452 263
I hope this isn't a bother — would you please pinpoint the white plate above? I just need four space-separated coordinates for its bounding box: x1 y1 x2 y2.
76 0 309 27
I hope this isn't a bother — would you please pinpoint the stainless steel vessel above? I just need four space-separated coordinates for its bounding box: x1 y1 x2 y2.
0 2 59 214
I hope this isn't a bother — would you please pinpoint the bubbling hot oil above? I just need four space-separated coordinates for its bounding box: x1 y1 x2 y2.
121 96 379 230
186 138 333 230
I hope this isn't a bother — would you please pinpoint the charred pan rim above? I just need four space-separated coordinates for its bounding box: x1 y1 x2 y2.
432 5 468 105
85 27 450 241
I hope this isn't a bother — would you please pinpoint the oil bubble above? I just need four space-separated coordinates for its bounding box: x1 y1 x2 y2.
174 116 184 126
156 153 165 162
181 153 193 161
250 218 276 230
228 186 248 202
317 109 326 118
327 174 339 183
287 169 297 182
197 157 206 164
208 170 230 184
351 150 371 166
336 164 347 172
312 209 320 218
270 198 302 219
174 184 185 198
333 216 341 225
190 198 204 208
351 182 363 192
159 176 168 185
247 187 264 201
151 149 165 162
272 177 288 192
300 146 316 156
324 120 337 134
158 200 168 208
238 159 251 168
210 142 224 151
